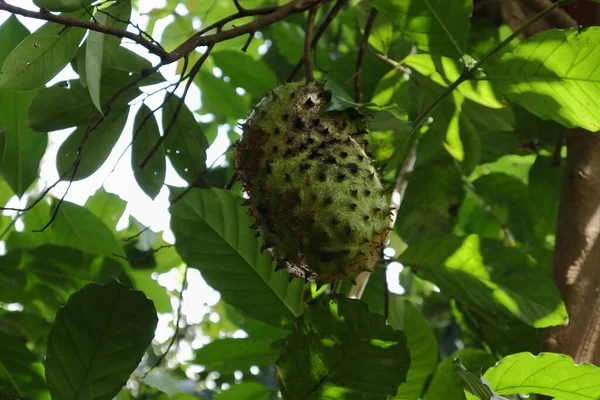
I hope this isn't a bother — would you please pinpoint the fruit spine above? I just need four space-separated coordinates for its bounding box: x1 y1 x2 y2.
235 81 391 284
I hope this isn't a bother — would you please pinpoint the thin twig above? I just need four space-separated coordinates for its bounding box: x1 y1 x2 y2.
139 46 213 170
143 264 189 378
303 4 320 82
354 8 378 103
367 48 411 75
112 244 174 263
423 0 466 64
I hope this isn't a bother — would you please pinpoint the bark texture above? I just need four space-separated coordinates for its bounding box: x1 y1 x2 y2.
544 130 600 364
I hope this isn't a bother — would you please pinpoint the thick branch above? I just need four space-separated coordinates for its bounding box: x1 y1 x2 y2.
303 4 320 82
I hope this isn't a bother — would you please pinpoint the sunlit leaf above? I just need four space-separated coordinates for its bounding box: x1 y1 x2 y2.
483 352 600 399
169 188 308 328
33 0 93 12
398 234 567 328
277 295 410 400
0 15 29 65
86 11 109 113
215 382 272 400
45 281 157 400
194 338 281 374
487 27 600 131
212 50 278 98
195 69 250 120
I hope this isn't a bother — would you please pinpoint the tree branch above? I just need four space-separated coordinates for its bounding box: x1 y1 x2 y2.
303 4 320 82
354 8 378 103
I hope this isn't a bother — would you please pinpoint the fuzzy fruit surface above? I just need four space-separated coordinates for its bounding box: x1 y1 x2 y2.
235 81 391 283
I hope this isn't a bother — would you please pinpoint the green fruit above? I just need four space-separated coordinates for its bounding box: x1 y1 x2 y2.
235 81 391 284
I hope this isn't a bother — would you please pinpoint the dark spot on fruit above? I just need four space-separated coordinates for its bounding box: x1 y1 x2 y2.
311 193 318 201
297 142 308 152
309 149 320 160
306 137 315 144
349 203 357 211
282 113 289 121
274 127 280 135
340 152 348 158
344 225 352 235
257 203 268 216
300 162 311 172
307 215 315 226
311 118 320 127
374 207 381 213
304 98 315 108
318 171 327 182
324 196 333 205
284 149 293 158
357 155 364 162
291 91 296 98
347 163 359 175
265 160 273 173
272 145 279 153
448 203 460 217
294 117 305 130
363 139 369 147
363 215 370 221
364 189 372 196
350 189 358 198
324 156 336 164
331 217 339 226
285 173 292 182
320 127 329 136
286 136 294 144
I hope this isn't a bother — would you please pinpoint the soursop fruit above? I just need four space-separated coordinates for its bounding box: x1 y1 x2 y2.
235 81 391 284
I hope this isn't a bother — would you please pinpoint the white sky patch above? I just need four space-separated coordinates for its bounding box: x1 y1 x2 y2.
0 0 231 346
386 262 405 295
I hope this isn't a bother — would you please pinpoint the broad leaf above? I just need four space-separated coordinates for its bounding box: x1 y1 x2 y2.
487 27 600 131
56 106 128 181
403 54 503 109
423 349 495 400
0 332 49 400
169 188 307 328
0 88 47 197
33 0 93 12
28 80 138 132
195 70 249 120
370 0 473 57
216 382 272 400
398 234 566 328
0 13 86 91
194 338 281 374
162 95 208 184
389 297 438 399
277 295 410 400
0 15 29 65
86 11 109 113
484 352 600 399
45 281 157 400
212 50 278 98
132 104 165 199
85 188 127 230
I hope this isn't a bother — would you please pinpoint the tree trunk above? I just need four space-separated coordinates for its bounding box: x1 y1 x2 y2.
543 129 600 364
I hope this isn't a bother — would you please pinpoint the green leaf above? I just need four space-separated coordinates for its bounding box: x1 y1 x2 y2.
529 155 563 241
485 352 600 399
423 349 495 400
370 0 473 57
86 11 109 113
169 188 307 328
132 105 165 199
212 50 278 98
0 244 129 315
0 13 87 91
129 270 172 313
357 1 394 55
215 382 272 400
277 295 410 400
487 27 600 131
51 200 124 258
403 54 504 109
398 234 567 328
194 338 281 374
85 188 127 230
0 15 30 65
28 80 138 132
388 297 438 399
33 0 93 12
45 281 157 400
56 106 128 181
195 69 249 120
0 332 49 400
162 95 208 184
0 88 47 197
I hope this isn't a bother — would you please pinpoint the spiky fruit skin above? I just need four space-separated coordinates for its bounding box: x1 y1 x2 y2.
235 81 391 284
